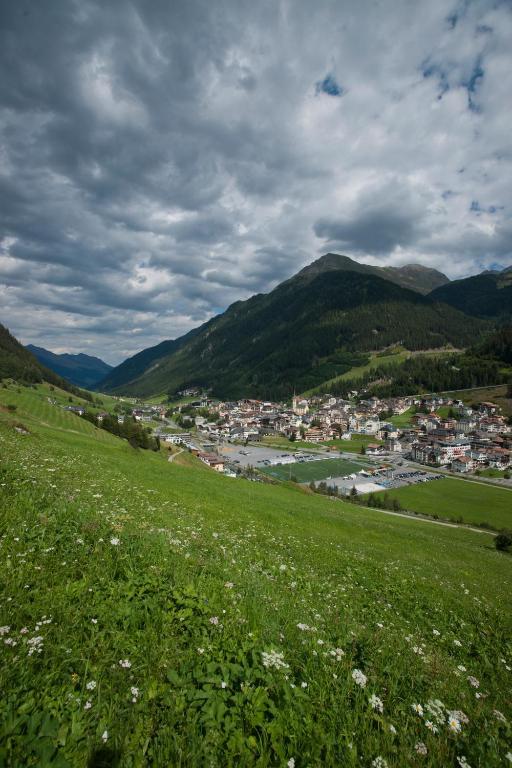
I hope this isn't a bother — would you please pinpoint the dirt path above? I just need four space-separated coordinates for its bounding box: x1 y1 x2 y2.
355 505 495 535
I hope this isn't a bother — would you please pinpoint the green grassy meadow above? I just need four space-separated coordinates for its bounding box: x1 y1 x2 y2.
388 408 414 428
1 383 511 766
260 457 365 483
379 477 512 530
325 435 384 453
303 350 410 396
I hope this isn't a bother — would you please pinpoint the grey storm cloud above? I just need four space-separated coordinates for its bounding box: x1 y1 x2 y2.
0 0 511 362
314 208 422 254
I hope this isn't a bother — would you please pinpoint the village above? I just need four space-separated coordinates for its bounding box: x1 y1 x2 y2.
117 386 511 479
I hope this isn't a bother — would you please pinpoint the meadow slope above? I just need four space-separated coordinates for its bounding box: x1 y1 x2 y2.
0 385 511 767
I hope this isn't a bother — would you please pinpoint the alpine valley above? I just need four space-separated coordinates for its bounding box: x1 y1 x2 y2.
96 254 509 400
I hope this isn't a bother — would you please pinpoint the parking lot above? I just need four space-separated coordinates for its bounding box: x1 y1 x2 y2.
217 444 333 468
313 468 445 496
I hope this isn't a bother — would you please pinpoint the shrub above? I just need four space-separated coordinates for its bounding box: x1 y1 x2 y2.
6 404 17 412
495 532 512 552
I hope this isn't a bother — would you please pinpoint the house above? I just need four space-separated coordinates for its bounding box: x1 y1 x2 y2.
304 427 329 443
366 443 385 456
451 455 475 473
64 405 85 416
160 432 192 445
198 453 225 472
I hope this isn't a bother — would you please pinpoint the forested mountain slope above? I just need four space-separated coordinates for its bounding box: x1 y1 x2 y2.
99 257 487 400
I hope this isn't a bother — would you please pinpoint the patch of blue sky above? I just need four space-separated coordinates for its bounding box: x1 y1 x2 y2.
315 74 344 97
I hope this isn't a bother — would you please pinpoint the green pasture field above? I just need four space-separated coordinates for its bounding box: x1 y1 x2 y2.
388 408 414 428
260 457 365 483
325 435 384 453
0 382 511 767
378 476 512 530
303 350 410 396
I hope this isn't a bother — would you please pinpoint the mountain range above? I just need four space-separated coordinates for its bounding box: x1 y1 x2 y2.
0 324 89 398
96 253 510 400
25 345 112 389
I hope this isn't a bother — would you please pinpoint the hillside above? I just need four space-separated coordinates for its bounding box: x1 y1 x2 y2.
96 328 200 393
429 266 512 320
99 255 487 400
0 323 91 398
1 380 511 766
26 345 112 388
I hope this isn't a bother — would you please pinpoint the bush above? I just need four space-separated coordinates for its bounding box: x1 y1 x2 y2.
6 403 17 412
495 532 512 552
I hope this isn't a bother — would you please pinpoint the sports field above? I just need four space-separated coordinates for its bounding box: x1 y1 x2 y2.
260 457 365 482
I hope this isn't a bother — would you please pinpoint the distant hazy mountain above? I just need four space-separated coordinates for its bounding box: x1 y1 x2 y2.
94 331 200 393
26 345 112 389
429 266 512 320
98 254 487 400
0 323 85 396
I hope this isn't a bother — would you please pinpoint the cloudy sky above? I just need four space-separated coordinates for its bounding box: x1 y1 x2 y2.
1 0 511 363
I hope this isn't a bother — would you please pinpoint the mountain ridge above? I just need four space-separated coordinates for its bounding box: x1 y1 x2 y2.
26 345 112 389
294 253 450 294
429 266 512 320
97 253 489 400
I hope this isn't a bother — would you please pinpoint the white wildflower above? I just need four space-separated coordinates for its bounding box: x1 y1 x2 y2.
86 680 97 691
415 742 427 756
369 694 383 713
448 715 461 733
412 703 424 717
287 760 295 768
209 616 219 626
84 700 92 710
467 675 479 688
457 757 471 768
110 537 120 546
101 731 108 743
371 758 388 768
27 636 44 656
351 668 367 688
425 720 439 734
119 659 132 669
261 650 289 669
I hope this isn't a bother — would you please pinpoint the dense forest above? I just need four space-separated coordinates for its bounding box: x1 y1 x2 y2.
323 352 509 399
